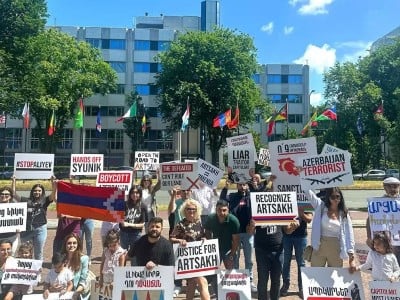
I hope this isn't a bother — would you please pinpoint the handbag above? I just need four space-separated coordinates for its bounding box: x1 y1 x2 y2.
303 245 313 262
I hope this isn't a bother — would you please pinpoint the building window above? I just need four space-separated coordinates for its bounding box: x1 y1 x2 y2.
134 40 150 50
146 107 161 117
102 39 126 50
5 129 22 149
134 40 171 51
252 74 261 84
85 129 100 150
84 106 125 117
111 84 125 94
56 129 73 149
30 129 40 150
268 94 302 103
107 129 124 150
134 62 150 72
287 94 302 103
267 75 281 84
109 61 126 73
288 75 302 84
268 94 283 103
85 38 101 48
288 114 303 123
158 41 171 51
267 74 303 84
135 84 158 95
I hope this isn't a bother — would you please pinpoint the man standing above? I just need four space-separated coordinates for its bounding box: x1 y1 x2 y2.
220 180 257 293
128 217 174 269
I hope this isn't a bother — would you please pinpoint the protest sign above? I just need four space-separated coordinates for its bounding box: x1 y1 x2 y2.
369 281 400 299
301 267 364 299
226 133 256 150
250 192 298 225
269 137 317 208
0 202 27 233
173 239 219 279
2 258 42 285
112 266 173 299
70 154 103 176
96 170 133 195
258 148 270 166
197 158 224 188
218 269 251 300
355 243 370 265
298 150 353 190
160 162 198 190
227 146 255 183
22 292 74 300
14 153 54 179
91 280 113 300
134 151 159 171
367 197 400 246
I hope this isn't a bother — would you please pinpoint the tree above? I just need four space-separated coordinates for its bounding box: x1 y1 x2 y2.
155 28 269 165
18 29 117 152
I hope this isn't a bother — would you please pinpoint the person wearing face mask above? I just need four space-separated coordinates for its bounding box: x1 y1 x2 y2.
12 176 57 260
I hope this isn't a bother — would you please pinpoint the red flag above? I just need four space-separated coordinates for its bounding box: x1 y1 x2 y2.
22 103 30 129
267 120 275 136
227 105 239 129
48 110 55 136
212 109 231 128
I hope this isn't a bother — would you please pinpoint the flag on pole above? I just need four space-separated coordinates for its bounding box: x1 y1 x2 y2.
96 110 102 133
74 98 84 128
181 101 190 132
116 101 137 122
301 111 318 136
48 110 55 136
374 104 383 121
141 114 146 134
266 104 288 136
21 103 30 129
0 112 6 125
212 109 231 128
315 105 337 121
227 105 239 129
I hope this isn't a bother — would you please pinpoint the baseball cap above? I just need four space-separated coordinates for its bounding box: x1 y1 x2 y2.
383 177 400 185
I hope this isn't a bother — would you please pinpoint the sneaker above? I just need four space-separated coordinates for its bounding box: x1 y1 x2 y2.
250 282 257 293
173 286 182 297
280 281 289 297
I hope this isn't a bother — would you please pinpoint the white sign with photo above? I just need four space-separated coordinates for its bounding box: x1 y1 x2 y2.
257 148 270 166
14 153 54 179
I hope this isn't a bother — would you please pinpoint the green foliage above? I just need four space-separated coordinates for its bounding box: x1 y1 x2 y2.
155 28 269 164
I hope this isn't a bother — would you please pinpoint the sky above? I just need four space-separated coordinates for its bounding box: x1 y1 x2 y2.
46 0 400 106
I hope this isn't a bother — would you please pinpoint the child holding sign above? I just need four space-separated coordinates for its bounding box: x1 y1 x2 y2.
43 252 73 299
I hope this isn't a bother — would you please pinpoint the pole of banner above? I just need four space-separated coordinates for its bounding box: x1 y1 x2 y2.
286 99 289 140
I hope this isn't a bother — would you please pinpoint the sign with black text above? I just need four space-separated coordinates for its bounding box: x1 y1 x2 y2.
258 148 270 166
96 170 133 195
70 154 104 176
14 153 54 179
2 257 42 285
160 162 199 190
197 158 224 188
134 151 159 171
0 202 27 233
218 269 251 300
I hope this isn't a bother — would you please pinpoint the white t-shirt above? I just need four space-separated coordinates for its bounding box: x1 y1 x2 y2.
321 210 340 238
45 267 74 290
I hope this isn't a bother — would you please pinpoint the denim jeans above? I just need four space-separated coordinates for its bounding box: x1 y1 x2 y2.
282 234 307 288
80 219 95 257
255 247 283 300
234 232 254 281
21 224 47 260
121 231 141 265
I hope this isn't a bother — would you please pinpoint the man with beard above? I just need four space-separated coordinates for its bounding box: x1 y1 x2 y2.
127 217 174 269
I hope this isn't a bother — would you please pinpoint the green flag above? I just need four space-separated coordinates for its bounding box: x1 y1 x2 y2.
74 98 84 128
116 101 137 122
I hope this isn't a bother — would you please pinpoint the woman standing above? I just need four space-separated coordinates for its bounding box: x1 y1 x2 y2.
12 176 57 260
308 187 355 270
119 185 147 257
170 199 210 300
139 173 160 230
61 233 90 300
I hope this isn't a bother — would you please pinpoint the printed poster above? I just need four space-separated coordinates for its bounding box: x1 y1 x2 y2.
218 269 251 300
0 202 27 233
2 258 42 285
197 158 224 188
70 154 104 176
14 153 54 179
258 148 270 166
227 146 255 183
96 170 133 195
160 162 199 190
134 151 160 171
369 281 400 298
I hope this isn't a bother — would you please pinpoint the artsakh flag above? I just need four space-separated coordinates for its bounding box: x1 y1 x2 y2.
212 109 231 128
315 105 337 121
48 110 55 136
57 181 125 222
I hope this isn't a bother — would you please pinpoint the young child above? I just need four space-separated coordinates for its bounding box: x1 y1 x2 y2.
357 232 400 281
43 252 73 299
99 229 126 287
4 242 34 300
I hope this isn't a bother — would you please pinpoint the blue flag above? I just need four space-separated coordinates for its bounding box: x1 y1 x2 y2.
96 109 102 134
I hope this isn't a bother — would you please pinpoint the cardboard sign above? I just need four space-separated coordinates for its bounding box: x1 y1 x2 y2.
218 269 251 300
134 151 160 171
0 202 27 233
70 154 104 176
301 267 365 299
112 266 173 299
197 158 224 188
368 197 400 246
250 192 298 225
2 258 42 285
96 170 133 195
227 146 255 183
298 150 353 190
269 137 317 208
173 239 219 279
14 153 54 179
258 148 270 166
369 281 400 298
160 162 199 190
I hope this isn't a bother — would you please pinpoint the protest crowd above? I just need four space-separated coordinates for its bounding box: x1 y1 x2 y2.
0 136 399 300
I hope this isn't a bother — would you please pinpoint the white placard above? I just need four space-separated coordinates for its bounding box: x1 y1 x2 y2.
226 133 255 150
70 154 104 176
14 153 54 179
134 151 160 171
218 269 251 300
96 170 133 195
369 281 400 298
2 258 42 285
251 192 298 225
258 148 270 166
227 146 255 183
197 158 224 188
160 162 199 190
112 266 174 299
301 267 365 299
0 202 27 233
173 239 219 279
22 292 74 299
298 150 353 190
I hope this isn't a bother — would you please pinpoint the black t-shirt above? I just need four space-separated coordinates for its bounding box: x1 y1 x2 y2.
21 196 52 230
128 235 174 266
254 225 283 252
119 202 148 233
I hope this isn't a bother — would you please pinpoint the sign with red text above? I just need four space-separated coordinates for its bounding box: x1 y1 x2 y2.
70 154 104 176
160 162 198 190
250 192 298 225
2 257 42 285
369 281 400 299
0 202 27 233
14 153 54 179
301 267 364 299
173 239 220 279
96 171 133 195
298 150 353 190
218 269 251 300
112 266 173 299
269 137 317 208
197 158 224 188
134 151 159 171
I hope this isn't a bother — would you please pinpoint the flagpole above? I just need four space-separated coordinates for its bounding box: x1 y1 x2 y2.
186 97 190 160
286 98 289 139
